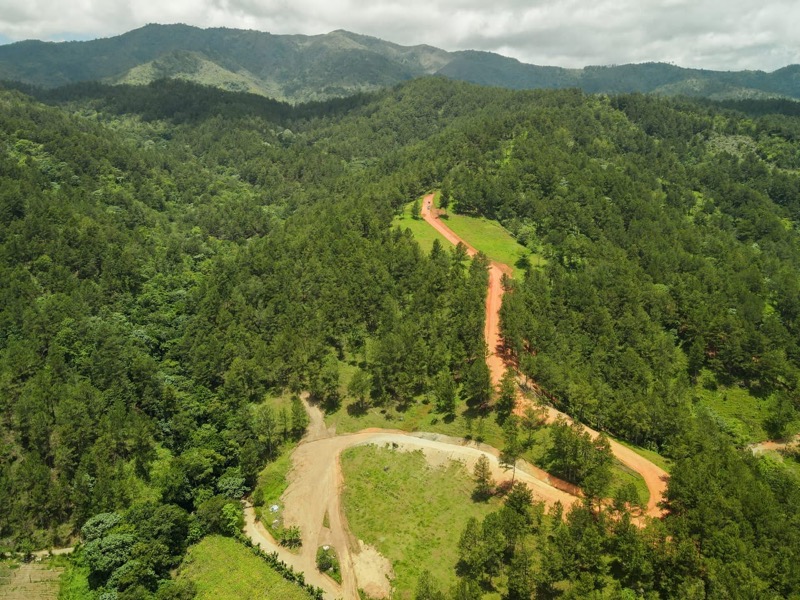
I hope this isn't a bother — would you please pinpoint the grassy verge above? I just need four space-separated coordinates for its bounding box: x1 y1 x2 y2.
316 546 342 584
251 391 304 533
341 445 499 600
177 535 313 600
617 440 672 473
391 200 454 255
430 192 543 275
326 396 505 451
253 446 296 537
57 561 91 600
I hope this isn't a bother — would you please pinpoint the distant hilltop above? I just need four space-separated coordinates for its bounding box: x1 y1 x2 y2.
1 23 799 103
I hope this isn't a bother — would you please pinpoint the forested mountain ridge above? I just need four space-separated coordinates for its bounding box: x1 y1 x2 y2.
2 77 800 598
0 24 448 103
2 23 800 102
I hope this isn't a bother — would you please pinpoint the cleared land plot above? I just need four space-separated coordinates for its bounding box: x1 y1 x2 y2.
0 561 62 600
392 201 454 254
439 213 539 275
177 535 313 600
693 370 773 443
326 387 649 509
325 385 506 451
341 445 498 600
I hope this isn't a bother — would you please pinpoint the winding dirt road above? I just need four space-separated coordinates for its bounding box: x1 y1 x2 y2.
243 194 670 599
421 193 668 518
749 434 800 455
244 400 581 599
420 196 510 383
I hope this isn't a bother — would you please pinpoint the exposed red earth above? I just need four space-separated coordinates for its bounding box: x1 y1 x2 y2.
749 434 800 454
421 193 668 519
243 194 670 598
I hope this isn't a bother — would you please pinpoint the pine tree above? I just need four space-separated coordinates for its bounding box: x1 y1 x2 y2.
433 369 457 414
290 396 310 438
411 199 421 220
473 454 494 500
499 416 522 484
495 368 517 424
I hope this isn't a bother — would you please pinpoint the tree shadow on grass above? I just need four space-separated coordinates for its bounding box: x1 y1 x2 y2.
346 401 369 417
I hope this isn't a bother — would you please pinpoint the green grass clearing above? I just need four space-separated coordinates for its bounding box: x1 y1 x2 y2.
341 445 499 600
177 535 313 600
325 394 506 451
432 193 544 276
392 200 454 255
693 369 773 444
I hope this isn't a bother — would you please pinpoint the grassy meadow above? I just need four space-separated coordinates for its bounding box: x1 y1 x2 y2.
177 535 313 600
341 445 500 599
391 199 454 255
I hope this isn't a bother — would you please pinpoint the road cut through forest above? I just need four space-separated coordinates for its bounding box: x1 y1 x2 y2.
242 193 670 599
420 193 668 518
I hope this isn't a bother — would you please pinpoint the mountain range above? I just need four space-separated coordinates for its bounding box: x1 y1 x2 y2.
1 23 799 103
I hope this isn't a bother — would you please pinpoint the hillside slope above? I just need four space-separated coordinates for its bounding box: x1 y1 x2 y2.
1 24 799 102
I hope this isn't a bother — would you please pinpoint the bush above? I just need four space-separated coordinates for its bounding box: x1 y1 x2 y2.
82 513 123 542
316 546 342 583
196 496 242 536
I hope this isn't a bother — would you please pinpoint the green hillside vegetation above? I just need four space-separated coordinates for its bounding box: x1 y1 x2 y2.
2 24 800 102
177 535 313 600
56 560 92 600
693 369 774 443
0 77 798 598
341 445 499 599
112 50 283 98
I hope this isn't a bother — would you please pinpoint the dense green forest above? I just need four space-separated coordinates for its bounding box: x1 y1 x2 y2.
2 78 800 598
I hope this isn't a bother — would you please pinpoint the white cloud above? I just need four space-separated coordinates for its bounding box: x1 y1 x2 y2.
0 0 797 71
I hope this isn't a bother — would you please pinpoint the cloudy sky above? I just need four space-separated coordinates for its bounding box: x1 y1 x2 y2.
0 0 798 71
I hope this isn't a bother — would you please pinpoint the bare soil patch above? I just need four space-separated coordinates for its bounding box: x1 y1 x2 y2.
0 562 62 600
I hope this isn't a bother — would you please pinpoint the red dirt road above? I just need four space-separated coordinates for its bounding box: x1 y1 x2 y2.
420 193 668 519
420 194 509 387
750 434 800 455
240 195 671 598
